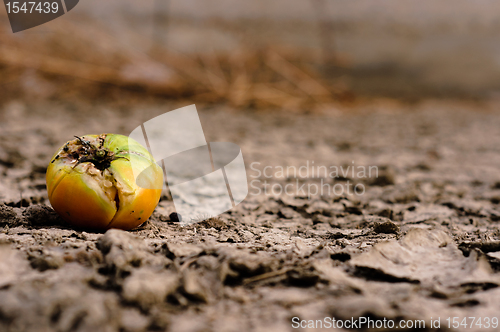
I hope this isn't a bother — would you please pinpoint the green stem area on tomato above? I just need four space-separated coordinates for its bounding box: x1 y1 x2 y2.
50 134 122 215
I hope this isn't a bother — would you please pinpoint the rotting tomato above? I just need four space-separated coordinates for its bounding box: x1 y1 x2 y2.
46 134 163 231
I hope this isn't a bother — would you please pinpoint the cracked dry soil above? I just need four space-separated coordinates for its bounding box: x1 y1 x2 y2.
2 100 500 331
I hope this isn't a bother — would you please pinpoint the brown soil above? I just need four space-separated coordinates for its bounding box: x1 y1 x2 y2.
1 99 500 331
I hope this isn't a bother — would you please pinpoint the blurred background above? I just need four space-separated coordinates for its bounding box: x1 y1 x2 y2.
2 0 500 110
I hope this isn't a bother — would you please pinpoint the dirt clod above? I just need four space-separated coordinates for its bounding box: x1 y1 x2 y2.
0 204 19 226
373 220 400 234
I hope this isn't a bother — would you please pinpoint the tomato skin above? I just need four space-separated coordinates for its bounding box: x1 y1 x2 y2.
46 134 163 231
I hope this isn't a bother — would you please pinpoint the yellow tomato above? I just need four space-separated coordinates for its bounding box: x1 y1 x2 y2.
46 134 163 231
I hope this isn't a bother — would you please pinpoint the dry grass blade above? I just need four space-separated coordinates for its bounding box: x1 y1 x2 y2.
265 51 332 99
200 53 228 97
0 46 118 84
242 268 291 285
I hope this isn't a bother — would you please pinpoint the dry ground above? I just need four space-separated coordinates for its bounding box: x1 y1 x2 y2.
1 99 500 331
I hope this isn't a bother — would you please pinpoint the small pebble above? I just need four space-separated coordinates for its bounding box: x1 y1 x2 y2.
169 212 182 223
